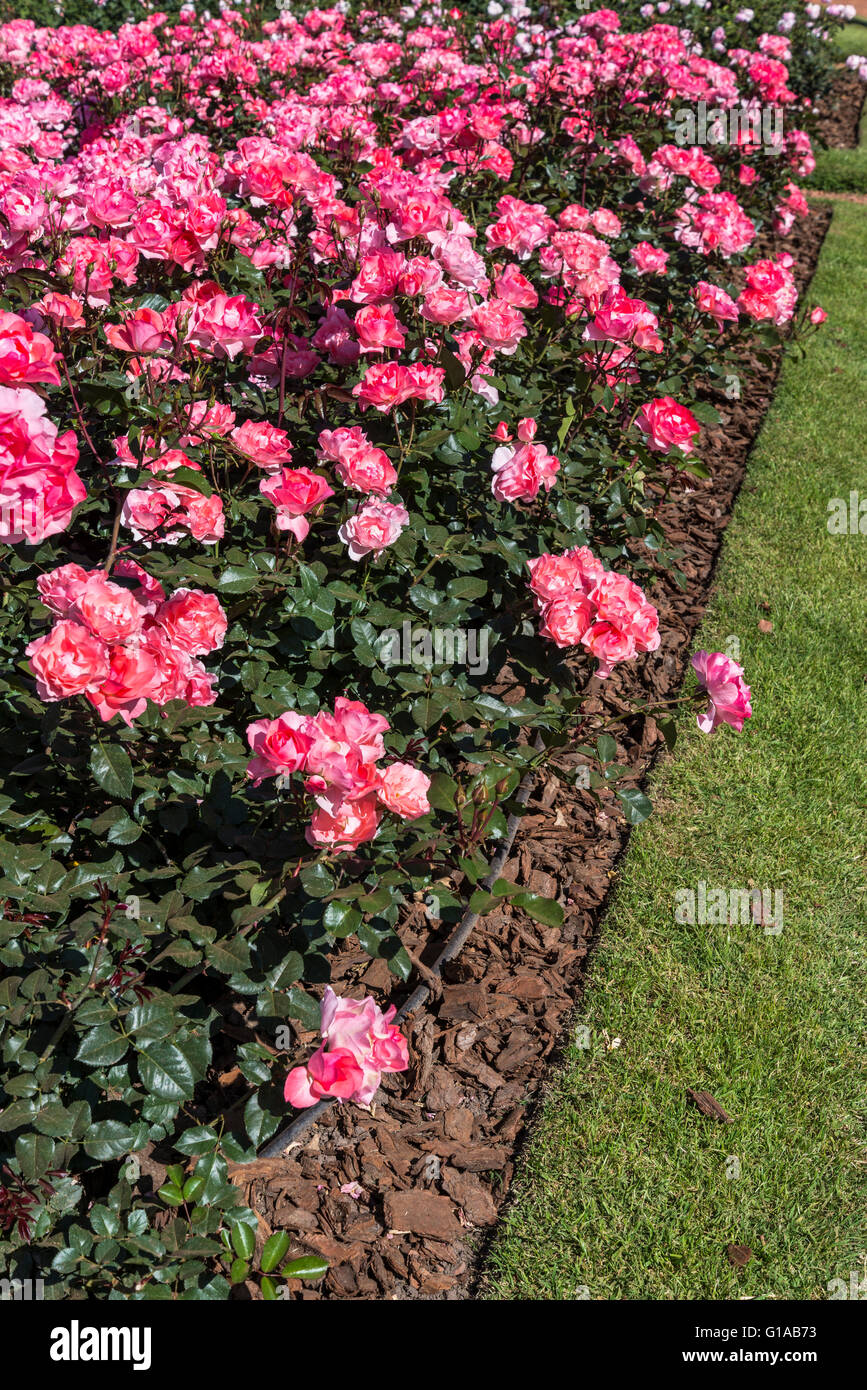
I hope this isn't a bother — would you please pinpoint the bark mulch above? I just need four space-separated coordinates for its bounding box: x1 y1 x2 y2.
813 69 866 150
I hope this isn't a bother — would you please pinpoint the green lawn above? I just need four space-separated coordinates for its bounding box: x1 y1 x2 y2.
483 200 867 1301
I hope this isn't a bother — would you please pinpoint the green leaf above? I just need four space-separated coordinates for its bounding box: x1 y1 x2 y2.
300 863 335 899
283 1255 328 1281
84 1121 136 1161
76 1023 129 1069
616 787 653 825
512 892 564 928
90 742 134 800
135 1038 198 1101
596 734 617 763
230 1221 256 1261
261 1231 291 1273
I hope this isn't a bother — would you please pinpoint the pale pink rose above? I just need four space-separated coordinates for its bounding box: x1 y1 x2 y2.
809 307 827 325
26 619 109 701
581 620 638 679
246 711 313 784
691 651 752 733
156 589 227 656
339 499 409 561
305 793 382 853
230 420 293 471
76 575 145 644
37 563 90 616
538 593 595 648
377 762 431 819
259 467 334 541
428 230 488 289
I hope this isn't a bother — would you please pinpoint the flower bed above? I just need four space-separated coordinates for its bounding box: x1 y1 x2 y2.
0 0 846 1299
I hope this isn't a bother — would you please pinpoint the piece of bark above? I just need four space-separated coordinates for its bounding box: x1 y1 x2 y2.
686 1088 734 1122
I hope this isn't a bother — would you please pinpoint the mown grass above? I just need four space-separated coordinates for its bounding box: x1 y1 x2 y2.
482 200 867 1301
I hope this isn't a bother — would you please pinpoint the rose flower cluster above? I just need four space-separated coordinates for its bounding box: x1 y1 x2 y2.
528 546 660 679
247 696 431 852
27 562 227 726
284 986 409 1110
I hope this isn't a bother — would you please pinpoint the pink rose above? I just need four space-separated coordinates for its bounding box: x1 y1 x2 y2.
317 426 397 497
491 441 559 502
355 303 406 353
538 593 595 648
691 651 752 733
76 575 145 643
37 563 90 616
305 794 382 853
630 242 669 276
581 620 638 679
494 263 538 308
338 499 409 561
230 420 293 471
0 310 61 387
246 712 313 784
283 1046 365 1108
26 619 109 701
87 643 161 726
377 762 431 819
259 467 334 542
104 307 172 356
635 397 701 455
156 589 227 656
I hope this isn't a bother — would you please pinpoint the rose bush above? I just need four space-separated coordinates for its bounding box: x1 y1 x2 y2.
0 0 828 1298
